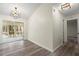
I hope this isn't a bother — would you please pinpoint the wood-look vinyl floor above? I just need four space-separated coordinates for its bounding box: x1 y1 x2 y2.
0 40 50 56
0 39 79 56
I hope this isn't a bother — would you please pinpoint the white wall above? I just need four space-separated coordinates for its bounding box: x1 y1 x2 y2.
28 4 53 52
52 8 64 51
24 20 28 40
64 20 67 43
28 4 64 52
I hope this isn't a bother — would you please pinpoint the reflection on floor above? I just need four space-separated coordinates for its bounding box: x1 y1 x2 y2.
49 36 79 56
0 37 23 44
49 42 79 56
0 40 50 56
0 39 79 56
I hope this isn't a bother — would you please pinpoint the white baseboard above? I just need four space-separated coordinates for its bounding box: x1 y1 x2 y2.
27 39 53 52
52 43 63 53
27 39 63 53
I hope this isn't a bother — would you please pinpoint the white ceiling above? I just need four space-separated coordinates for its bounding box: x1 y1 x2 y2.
50 3 79 17
0 3 41 19
0 3 79 19
58 3 79 17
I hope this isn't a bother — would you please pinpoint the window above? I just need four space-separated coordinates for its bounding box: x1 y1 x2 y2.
2 20 24 38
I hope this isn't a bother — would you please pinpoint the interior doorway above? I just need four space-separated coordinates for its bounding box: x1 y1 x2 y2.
67 19 78 44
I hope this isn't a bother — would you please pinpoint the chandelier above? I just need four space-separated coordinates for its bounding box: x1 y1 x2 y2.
10 7 20 18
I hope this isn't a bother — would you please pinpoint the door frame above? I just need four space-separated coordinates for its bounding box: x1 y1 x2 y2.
63 18 78 43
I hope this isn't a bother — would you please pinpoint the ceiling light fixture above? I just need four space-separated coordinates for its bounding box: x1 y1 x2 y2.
61 3 71 10
10 7 20 18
